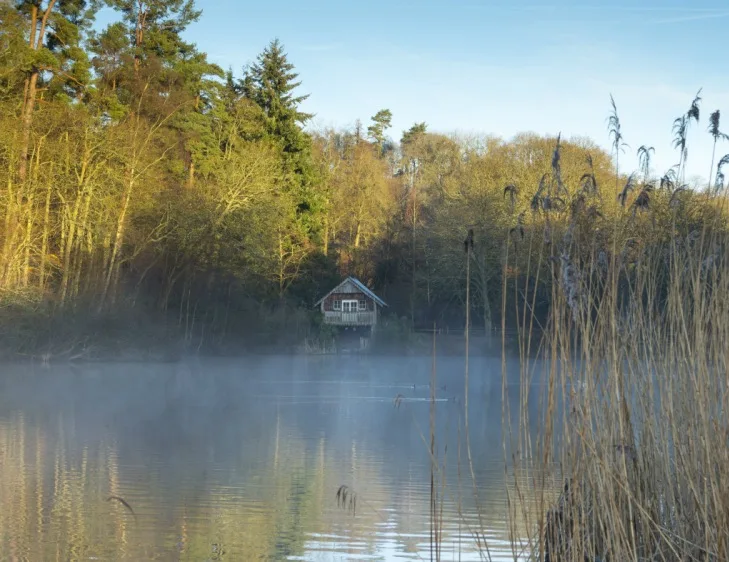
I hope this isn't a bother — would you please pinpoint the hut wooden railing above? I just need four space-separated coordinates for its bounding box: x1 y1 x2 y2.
322 311 375 326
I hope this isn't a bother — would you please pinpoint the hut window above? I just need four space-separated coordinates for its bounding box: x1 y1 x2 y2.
333 299 341 310
359 300 366 310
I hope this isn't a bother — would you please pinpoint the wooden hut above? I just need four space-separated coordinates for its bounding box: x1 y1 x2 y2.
314 276 387 330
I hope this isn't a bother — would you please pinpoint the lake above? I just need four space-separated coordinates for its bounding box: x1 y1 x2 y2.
0 355 552 561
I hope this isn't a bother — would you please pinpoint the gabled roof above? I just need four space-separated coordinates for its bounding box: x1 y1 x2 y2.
314 276 388 307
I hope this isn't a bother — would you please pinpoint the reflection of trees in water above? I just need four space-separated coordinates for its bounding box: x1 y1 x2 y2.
0 406 377 559
0 358 546 559
0 412 129 560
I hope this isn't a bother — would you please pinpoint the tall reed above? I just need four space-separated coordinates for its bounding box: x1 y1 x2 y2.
504 92 729 561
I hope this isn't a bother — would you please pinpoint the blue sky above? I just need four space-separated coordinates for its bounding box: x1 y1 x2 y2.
103 1 729 183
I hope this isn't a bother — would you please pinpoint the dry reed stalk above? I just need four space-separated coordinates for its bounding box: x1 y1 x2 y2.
504 95 729 561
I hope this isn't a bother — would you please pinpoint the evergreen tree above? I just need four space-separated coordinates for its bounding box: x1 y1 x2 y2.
401 122 427 148
12 0 97 180
42 0 97 101
92 0 204 111
367 108 392 155
0 4 28 99
94 0 222 187
242 39 322 237
242 38 312 127
241 39 314 168
104 0 201 71
88 21 128 89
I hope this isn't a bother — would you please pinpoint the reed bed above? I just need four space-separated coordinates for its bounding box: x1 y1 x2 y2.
502 93 729 561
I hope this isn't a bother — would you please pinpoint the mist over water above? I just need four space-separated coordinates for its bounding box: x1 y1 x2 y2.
0 355 551 560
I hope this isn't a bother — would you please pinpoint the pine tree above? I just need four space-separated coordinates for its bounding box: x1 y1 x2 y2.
401 122 427 148
104 0 201 72
0 5 29 99
13 0 98 180
88 22 128 89
43 0 97 101
94 0 222 187
92 0 204 110
367 109 392 156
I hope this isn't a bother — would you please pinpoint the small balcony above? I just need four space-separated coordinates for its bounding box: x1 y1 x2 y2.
322 311 375 326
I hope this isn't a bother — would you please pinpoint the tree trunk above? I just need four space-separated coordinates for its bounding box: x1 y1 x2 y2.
60 155 89 303
131 257 158 307
187 158 195 188
22 137 44 287
22 190 35 287
70 244 82 300
323 216 329 256
161 266 184 312
101 233 111 295
18 71 39 183
2 154 18 285
111 256 122 303
18 1 57 183
100 172 134 309
354 221 361 248
72 181 95 299
18 4 37 183
39 162 53 291
134 6 146 73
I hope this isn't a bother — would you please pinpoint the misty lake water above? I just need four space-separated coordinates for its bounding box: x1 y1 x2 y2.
0 355 551 561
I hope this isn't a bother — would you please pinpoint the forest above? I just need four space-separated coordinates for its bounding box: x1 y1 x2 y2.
1 0 727 357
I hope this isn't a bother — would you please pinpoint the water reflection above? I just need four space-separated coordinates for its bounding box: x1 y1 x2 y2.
0 355 552 560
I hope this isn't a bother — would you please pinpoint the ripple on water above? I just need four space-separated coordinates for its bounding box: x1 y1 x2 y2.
0 357 555 560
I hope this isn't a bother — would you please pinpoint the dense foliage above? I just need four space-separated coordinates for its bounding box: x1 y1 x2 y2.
1 1 727 355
